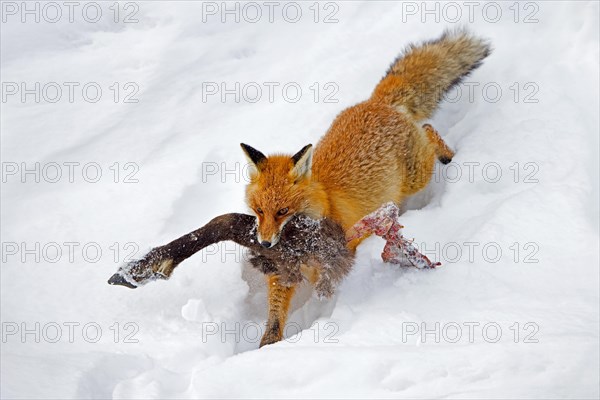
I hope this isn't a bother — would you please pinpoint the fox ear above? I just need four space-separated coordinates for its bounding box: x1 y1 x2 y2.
291 144 313 180
241 143 267 175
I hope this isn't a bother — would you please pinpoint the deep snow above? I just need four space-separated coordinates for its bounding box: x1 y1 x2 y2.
1 1 599 398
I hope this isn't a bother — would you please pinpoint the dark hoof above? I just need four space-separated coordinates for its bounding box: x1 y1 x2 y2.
260 322 282 347
107 273 137 288
438 156 452 165
259 333 282 348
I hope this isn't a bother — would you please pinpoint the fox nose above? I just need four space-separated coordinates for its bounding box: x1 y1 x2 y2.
260 241 272 248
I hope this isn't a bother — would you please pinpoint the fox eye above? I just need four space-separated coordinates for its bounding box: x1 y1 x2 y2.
256 208 263 215
277 207 289 216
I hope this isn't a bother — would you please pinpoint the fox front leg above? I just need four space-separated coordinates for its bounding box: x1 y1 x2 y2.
260 275 296 347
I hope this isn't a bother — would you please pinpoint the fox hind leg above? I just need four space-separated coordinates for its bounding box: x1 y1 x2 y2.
423 123 454 164
260 275 296 347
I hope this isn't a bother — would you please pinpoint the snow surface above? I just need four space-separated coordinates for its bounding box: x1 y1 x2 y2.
1 1 599 398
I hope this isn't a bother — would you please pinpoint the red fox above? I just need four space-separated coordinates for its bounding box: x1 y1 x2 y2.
240 29 491 346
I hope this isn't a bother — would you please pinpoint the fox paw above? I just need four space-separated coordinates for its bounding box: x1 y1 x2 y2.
260 330 282 348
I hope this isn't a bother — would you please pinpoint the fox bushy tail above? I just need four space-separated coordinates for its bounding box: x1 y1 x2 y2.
372 29 491 121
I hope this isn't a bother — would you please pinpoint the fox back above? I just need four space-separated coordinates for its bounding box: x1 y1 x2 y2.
241 29 491 248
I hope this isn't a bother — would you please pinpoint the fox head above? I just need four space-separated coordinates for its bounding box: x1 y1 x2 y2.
240 143 316 248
